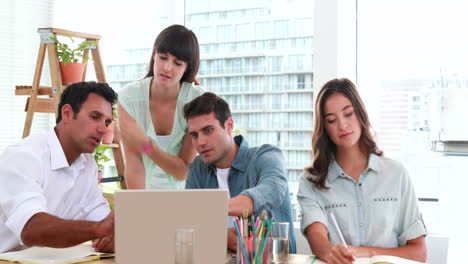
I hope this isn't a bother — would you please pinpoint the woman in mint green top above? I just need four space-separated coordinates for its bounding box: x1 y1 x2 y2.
118 25 205 190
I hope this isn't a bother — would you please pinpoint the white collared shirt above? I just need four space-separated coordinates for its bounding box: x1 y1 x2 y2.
0 131 110 253
297 154 427 248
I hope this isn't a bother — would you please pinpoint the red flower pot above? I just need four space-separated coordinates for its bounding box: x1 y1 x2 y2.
59 62 85 85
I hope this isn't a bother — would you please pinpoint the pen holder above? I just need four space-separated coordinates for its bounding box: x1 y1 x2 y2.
236 236 270 264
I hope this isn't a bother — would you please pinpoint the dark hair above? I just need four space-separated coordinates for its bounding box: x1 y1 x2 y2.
183 92 231 128
306 78 383 189
56 81 118 124
144 24 200 84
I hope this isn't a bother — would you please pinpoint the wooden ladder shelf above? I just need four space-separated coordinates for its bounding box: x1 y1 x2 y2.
15 28 126 189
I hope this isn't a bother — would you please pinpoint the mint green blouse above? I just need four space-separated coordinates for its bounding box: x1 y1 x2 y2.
119 77 206 189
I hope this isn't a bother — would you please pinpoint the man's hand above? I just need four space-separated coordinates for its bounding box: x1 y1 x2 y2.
96 211 114 238
19 211 115 249
91 211 115 253
92 235 114 253
227 228 238 252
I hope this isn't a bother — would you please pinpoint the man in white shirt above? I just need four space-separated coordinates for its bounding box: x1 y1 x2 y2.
0 81 117 253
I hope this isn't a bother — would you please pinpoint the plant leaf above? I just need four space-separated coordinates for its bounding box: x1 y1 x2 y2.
50 36 96 64
62 54 70 64
49 36 59 43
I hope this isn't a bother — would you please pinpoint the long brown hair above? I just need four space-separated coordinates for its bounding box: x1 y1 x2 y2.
305 78 383 189
144 24 200 84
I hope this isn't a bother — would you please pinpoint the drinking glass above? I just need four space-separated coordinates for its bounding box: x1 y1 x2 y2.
175 228 194 264
269 222 289 264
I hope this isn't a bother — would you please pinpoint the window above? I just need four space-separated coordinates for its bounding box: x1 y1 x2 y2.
186 0 314 203
4 0 464 259
358 0 468 259
274 20 289 38
0 0 54 152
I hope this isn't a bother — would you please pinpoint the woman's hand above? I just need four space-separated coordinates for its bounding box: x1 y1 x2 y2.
325 244 356 264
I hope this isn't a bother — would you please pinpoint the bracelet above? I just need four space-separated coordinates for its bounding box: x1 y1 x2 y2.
141 139 153 155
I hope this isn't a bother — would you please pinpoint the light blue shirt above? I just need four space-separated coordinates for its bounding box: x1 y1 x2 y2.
297 154 427 248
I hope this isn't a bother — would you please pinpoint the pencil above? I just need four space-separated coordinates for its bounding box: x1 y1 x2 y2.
233 219 250 264
329 212 347 247
257 218 273 264
243 209 249 239
310 255 317 264
329 212 354 263
251 216 256 259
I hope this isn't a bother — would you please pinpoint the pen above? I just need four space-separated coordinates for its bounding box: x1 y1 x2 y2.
251 216 256 259
329 212 355 263
310 255 317 264
235 217 242 237
233 219 250 264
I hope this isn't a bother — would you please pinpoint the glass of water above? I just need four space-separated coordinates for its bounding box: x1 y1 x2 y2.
269 222 289 264
175 228 194 264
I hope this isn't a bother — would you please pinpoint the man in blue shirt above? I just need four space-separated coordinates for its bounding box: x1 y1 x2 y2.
183 92 296 253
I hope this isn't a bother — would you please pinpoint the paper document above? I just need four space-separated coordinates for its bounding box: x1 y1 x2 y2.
355 255 426 264
299 255 425 264
0 243 113 264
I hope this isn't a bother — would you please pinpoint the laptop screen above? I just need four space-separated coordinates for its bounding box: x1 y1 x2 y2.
115 189 228 264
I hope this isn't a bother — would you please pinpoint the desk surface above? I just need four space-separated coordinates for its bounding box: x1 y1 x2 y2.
0 254 315 264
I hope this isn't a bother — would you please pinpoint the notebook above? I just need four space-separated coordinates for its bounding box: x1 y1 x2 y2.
308 255 425 264
114 189 228 264
355 255 426 264
0 243 113 264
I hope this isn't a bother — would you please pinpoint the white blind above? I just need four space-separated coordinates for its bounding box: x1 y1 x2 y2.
0 0 54 152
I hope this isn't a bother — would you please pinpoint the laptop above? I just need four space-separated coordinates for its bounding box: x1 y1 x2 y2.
114 189 228 264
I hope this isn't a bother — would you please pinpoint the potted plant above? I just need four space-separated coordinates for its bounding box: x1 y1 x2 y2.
94 144 111 184
49 36 97 85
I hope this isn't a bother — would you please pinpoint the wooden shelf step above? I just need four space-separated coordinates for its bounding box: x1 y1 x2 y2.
15 85 53 96
39 28 101 40
24 97 55 113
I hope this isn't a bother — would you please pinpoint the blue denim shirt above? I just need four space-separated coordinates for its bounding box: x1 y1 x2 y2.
186 135 296 253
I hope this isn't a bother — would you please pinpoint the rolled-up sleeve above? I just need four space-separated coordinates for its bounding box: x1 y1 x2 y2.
240 146 287 215
0 149 47 242
81 180 110 222
297 173 328 234
397 167 427 246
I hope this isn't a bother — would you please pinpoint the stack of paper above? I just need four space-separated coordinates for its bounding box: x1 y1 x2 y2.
0 244 113 264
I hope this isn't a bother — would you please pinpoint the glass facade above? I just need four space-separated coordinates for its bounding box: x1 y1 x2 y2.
186 0 314 190
106 0 315 201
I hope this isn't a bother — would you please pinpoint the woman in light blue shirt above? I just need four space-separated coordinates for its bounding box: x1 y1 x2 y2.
118 25 205 190
297 78 427 263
